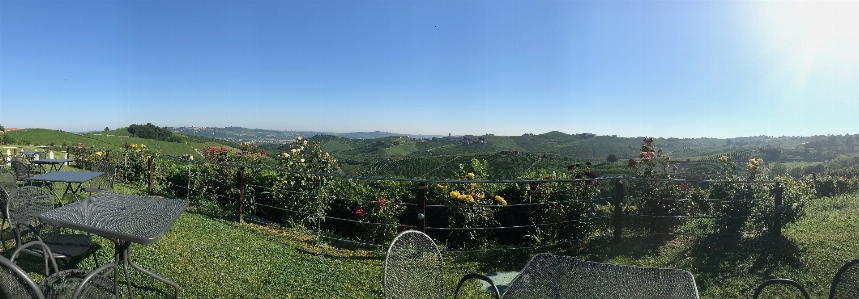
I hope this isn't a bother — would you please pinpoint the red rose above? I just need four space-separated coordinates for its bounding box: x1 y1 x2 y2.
261 150 266 156
378 199 386 209
355 208 364 217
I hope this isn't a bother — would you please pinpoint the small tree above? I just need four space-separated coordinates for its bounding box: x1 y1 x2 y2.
104 127 110 132
606 153 618 163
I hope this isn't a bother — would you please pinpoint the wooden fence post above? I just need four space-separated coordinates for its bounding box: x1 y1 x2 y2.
614 179 624 242
774 182 783 237
237 167 246 223
148 156 154 195
418 182 427 232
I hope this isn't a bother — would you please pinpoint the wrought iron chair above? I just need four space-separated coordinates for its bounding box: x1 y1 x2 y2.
753 258 859 299
752 279 811 299
829 258 859 298
457 253 699 299
11 160 31 183
6 186 93 260
384 230 445 299
0 240 116 299
0 168 17 229
83 162 116 195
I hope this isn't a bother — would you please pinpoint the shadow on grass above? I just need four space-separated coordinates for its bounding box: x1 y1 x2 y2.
673 233 804 292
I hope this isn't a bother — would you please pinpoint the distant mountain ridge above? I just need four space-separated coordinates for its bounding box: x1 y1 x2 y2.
168 126 444 144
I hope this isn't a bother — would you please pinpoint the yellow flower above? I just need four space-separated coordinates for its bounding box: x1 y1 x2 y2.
719 156 728 163
466 172 475 180
140 144 146 148
437 184 447 189
494 195 505 203
449 191 461 199
476 193 485 199
131 144 137 149
500 199 507 206
96 151 103 156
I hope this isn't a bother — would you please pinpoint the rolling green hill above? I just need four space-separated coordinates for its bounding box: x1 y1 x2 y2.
4 128 237 159
8 127 859 179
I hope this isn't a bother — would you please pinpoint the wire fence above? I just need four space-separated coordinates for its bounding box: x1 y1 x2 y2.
55 149 796 253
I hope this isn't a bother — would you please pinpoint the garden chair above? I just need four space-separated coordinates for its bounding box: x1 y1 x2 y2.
1 168 17 228
83 161 116 195
0 240 116 299
456 253 699 299
6 186 93 260
384 230 445 299
11 160 31 183
753 258 859 299
752 279 811 299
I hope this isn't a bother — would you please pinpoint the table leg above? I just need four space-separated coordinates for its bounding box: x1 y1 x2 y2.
115 240 180 299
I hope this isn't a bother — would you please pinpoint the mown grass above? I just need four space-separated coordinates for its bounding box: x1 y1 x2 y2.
4 179 859 298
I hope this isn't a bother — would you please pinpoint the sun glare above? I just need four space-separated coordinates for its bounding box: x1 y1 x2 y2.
756 1 859 76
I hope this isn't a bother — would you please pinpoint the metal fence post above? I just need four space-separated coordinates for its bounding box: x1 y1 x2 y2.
237 167 245 223
774 182 783 237
148 156 154 195
186 161 192 201
614 179 624 242
418 182 427 232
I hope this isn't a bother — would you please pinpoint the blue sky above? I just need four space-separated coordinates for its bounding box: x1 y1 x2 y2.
1 0 858 138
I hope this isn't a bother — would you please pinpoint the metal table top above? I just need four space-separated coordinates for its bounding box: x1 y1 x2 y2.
30 159 74 164
39 193 189 245
27 171 104 183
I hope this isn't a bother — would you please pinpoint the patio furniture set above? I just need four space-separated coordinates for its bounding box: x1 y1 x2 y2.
1 159 188 299
384 230 859 299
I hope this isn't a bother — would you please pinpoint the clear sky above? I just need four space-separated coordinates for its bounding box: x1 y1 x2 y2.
1 0 858 138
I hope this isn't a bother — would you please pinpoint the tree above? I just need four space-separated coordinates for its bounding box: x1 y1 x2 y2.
606 153 618 163
104 127 110 132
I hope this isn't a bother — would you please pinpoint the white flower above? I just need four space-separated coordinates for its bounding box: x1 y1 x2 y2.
300 158 305 163
282 153 290 158
303 140 308 145
296 137 302 141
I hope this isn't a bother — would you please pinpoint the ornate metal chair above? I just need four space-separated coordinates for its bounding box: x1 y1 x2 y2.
457 254 699 299
83 162 116 195
11 160 31 183
384 230 445 299
0 240 115 299
753 258 859 299
752 279 811 299
0 168 17 230
6 186 93 260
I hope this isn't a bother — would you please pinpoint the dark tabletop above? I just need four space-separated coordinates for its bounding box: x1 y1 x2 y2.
39 193 189 245
27 171 104 183
30 159 74 164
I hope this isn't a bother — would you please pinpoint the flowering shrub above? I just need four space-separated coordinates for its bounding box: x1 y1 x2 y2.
433 159 507 248
269 137 338 227
626 137 701 233
117 143 150 185
352 180 409 243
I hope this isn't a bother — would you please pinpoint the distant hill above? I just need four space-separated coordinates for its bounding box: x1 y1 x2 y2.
8 126 858 179
167 126 443 144
4 127 237 159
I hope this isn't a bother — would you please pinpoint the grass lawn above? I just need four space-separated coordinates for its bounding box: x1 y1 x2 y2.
4 180 859 298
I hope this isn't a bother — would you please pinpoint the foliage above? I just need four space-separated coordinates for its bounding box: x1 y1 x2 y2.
268 137 338 228
431 159 507 248
625 137 698 233
127 123 183 142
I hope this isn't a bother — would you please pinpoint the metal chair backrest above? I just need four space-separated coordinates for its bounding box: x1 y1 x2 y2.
10 160 30 181
0 168 17 190
503 254 699 299
384 230 445 299
88 161 116 192
0 254 45 299
830 258 859 299
753 279 811 299
6 186 58 248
